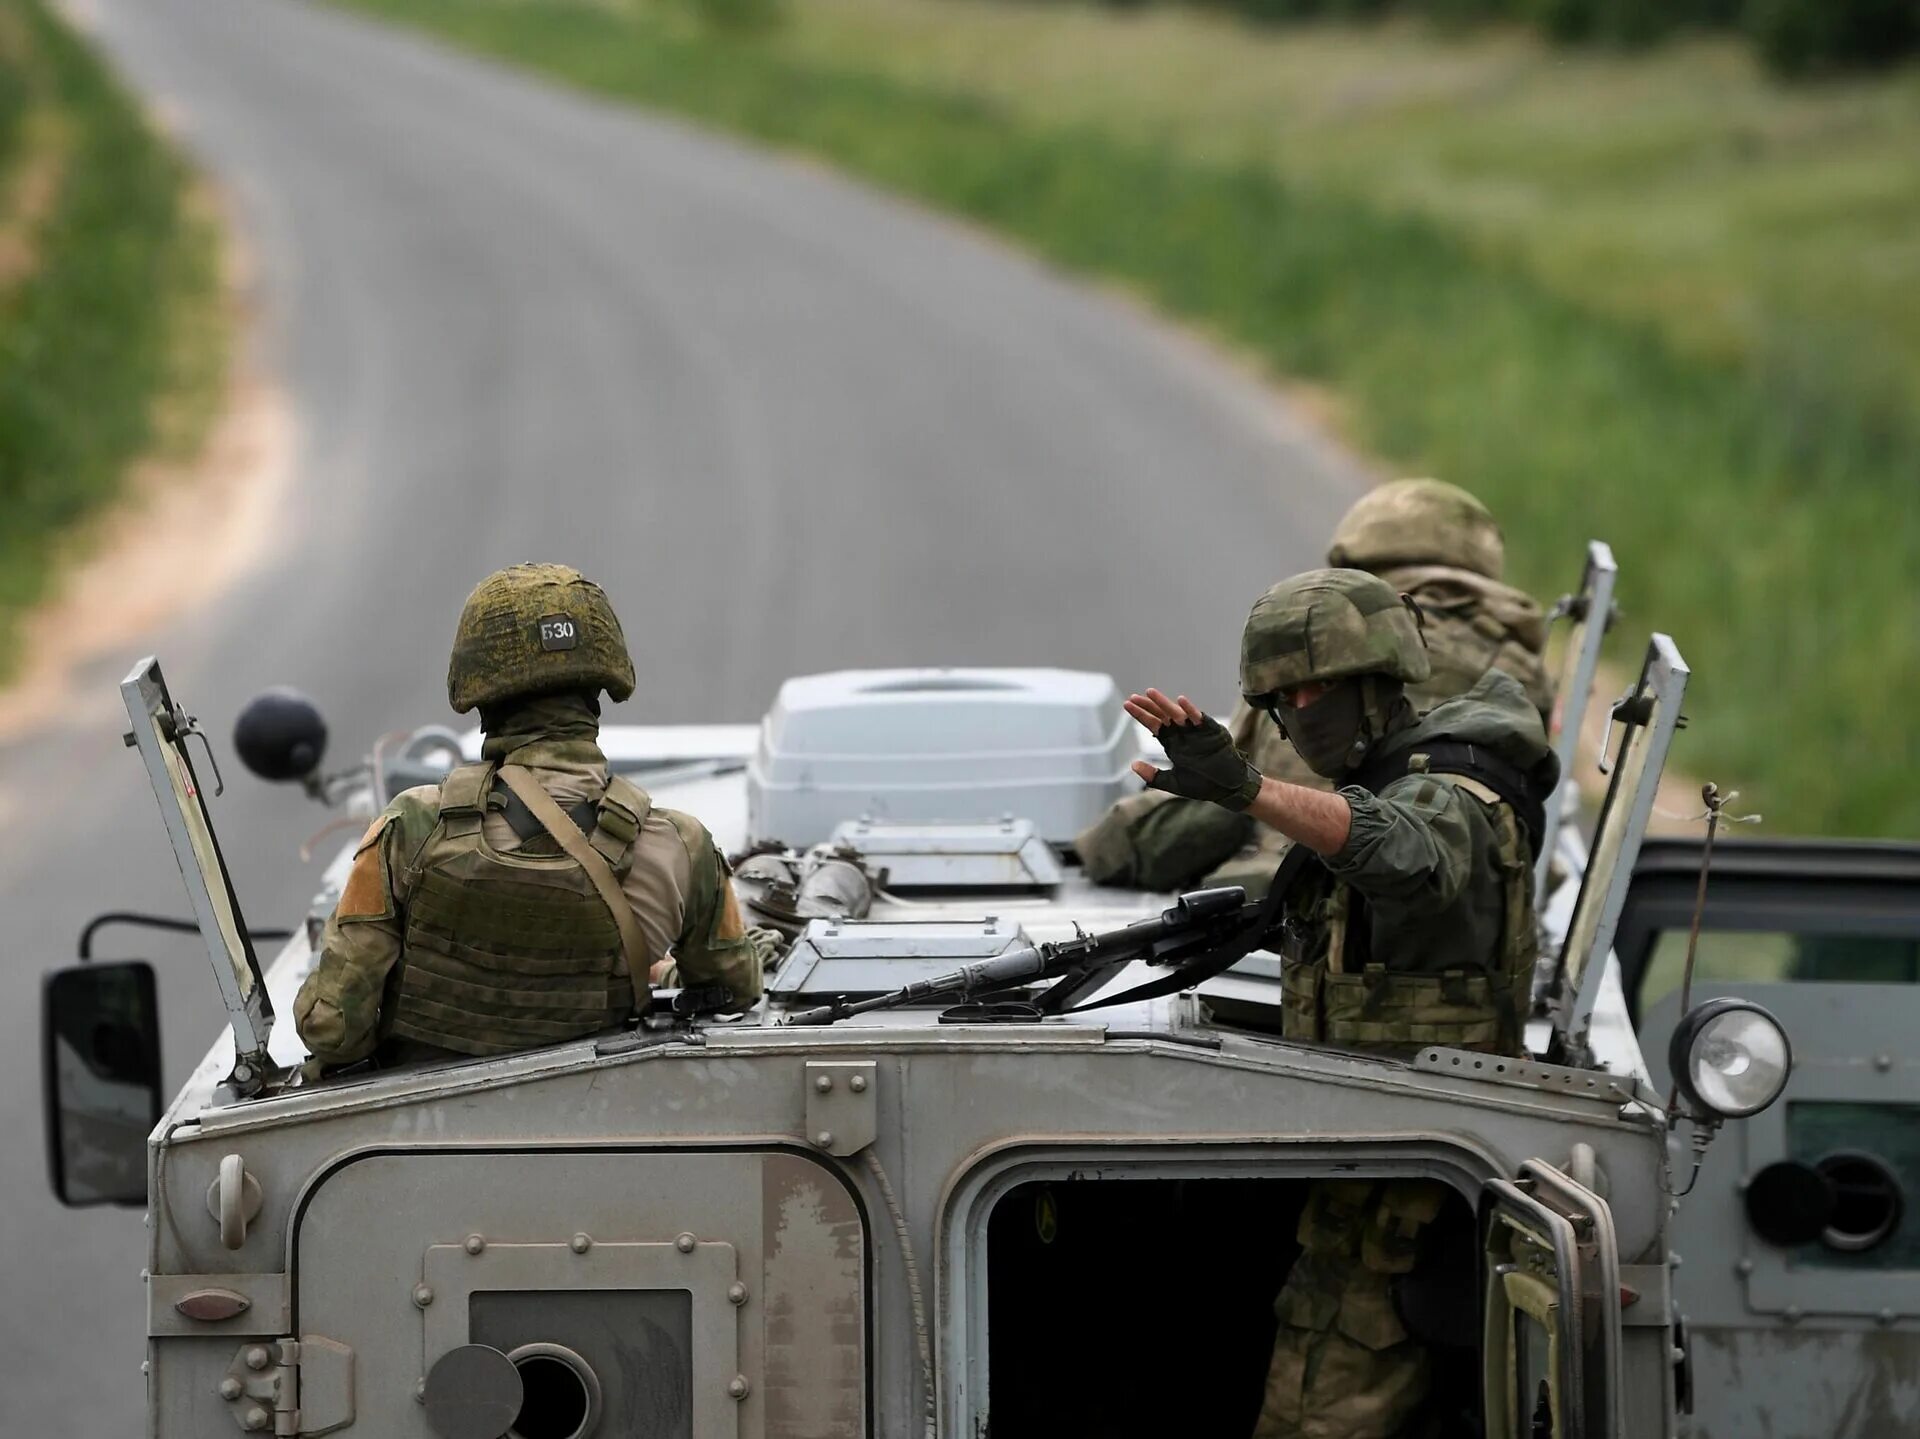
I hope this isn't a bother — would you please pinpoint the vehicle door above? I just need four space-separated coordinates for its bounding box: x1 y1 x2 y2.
293 1147 868 1439
1625 837 1920 1439
1482 1159 1627 1439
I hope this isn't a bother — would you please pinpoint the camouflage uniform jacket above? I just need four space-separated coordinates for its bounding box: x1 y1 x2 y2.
294 732 763 1067
1281 671 1556 1053
1075 569 1552 894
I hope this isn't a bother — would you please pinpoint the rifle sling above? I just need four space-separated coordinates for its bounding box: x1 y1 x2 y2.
496 764 651 982
1062 842 1315 1014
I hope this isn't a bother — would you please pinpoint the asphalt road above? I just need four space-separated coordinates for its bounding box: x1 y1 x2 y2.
0 0 1362 1426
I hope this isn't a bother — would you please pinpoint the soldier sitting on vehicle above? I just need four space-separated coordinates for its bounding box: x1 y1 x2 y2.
294 563 767 1070
1078 478 1552 897
1125 567 1557 1439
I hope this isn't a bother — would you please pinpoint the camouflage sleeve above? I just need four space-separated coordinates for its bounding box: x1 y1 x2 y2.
293 788 438 1066
653 814 764 1006
1321 775 1479 914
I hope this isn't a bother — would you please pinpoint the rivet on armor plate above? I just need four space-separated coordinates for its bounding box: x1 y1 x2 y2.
413 1284 435 1308
675 1232 697 1253
570 1233 592 1254
414 1378 427 1404
1783 1305 1803 1324
244 1406 270 1431
814 1130 834 1150
1878 1309 1897 1326
849 1073 868 1093
728 1282 749 1306
814 1074 833 1093
220 1377 243 1400
464 1234 486 1255
1876 1054 1894 1072
244 1345 271 1370
728 1376 750 1400
1736 1257 1754 1275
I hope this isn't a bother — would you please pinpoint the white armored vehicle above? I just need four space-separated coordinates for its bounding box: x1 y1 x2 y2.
42 549 1795 1439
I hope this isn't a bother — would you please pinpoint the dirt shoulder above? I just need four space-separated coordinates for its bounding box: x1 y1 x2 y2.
0 177 294 743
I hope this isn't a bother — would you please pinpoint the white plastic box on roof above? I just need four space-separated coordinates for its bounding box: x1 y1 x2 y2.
747 668 1143 848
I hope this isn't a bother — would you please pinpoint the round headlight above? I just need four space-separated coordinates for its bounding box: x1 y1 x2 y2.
1669 998 1792 1120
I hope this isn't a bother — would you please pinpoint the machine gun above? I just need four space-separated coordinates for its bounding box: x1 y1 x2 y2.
781 883 1278 1027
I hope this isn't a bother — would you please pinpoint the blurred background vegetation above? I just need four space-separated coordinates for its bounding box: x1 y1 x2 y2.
334 0 1919 838
9 0 1913 836
0 0 223 676
1096 0 1920 76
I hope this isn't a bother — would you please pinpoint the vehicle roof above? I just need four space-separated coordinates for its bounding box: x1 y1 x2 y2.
1633 835 1920 886
161 717 1656 1130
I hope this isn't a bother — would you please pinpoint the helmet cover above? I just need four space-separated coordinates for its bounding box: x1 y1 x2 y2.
1241 568 1432 700
1326 478 1505 580
447 563 635 713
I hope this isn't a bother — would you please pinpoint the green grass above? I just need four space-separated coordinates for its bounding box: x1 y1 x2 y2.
330 0 1919 836
0 0 225 673
784 5 1920 414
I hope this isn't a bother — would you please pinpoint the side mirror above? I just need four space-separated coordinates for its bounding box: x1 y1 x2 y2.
42 962 162 1207
234 687 328 783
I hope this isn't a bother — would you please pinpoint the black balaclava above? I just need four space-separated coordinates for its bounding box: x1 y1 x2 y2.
1268 676 1409 779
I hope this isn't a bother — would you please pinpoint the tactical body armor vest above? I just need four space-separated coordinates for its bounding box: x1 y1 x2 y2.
1278 743 1542 1058
388 762 651 1057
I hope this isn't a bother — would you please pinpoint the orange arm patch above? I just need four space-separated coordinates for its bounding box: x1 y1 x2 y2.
713 877 746 943
335 817 396 921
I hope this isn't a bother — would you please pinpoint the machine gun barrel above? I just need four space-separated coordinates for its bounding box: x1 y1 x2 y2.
780 886 1249 1027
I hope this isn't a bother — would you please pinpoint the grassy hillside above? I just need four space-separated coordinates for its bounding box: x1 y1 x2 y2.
0 0 225 674
788 6 1920 416
332 0 1919 836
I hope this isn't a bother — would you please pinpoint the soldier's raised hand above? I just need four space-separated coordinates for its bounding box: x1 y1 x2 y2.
1124 688 1263 812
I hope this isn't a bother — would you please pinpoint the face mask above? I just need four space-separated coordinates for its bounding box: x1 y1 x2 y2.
1271 679 1367 778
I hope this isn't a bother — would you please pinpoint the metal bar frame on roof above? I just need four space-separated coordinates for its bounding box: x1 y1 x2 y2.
121 657 273 1075
1536 541 1619 909
1559 634 1688 1054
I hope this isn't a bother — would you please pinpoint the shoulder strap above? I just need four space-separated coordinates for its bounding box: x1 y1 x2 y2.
590 775 652 868
438 762 492 813
1434 774 1503 809
497 764 652 981
434 761 493 842
1349 739 1545 857
494 783 599 843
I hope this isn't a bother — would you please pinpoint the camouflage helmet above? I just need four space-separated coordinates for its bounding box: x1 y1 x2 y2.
1326 478 1505 580
1240 568 1432 699
447 563 635 714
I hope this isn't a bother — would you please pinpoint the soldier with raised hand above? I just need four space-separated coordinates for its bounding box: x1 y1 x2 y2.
1125 568 1557 1439
1077 478 1551 896
294 564 766 1070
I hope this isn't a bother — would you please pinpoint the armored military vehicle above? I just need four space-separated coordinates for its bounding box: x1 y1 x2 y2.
42 551 1794 1439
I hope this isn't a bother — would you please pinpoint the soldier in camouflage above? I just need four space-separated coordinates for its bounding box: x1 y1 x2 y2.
294 564 767 1069
1077 479 1551 897
1125 567 1557 1439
